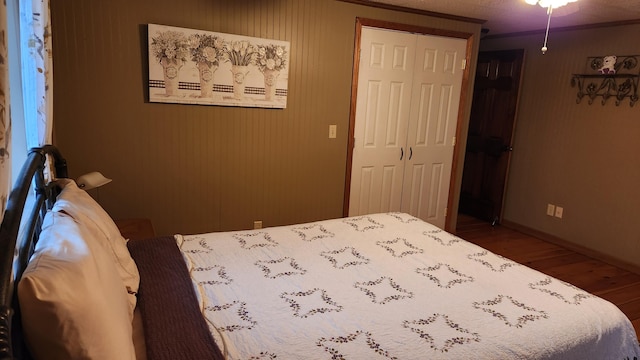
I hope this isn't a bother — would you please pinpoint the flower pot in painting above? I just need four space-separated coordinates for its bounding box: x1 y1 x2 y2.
160 58 184 96
262 69 279 101
230 65 249 100
198 62 218 98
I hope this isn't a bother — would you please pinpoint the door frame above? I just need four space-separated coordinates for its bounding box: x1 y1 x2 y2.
343 17 475 232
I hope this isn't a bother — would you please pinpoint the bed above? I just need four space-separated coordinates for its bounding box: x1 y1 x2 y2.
1 145 639 359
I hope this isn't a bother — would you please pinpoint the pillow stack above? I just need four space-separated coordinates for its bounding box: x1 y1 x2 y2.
18 179 140 360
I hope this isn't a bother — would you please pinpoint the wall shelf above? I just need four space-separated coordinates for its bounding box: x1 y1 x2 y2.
570 55 640 107
571 74 639 107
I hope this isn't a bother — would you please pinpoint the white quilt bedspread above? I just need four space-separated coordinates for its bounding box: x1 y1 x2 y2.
176 213 640 359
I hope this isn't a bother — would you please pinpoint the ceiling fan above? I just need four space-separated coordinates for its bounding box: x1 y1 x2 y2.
524 0 580 53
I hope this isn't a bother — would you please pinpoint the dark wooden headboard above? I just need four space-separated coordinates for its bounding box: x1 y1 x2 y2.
0 146 67 360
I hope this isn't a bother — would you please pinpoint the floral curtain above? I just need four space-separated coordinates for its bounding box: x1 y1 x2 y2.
0 1 12 220
20 0 53 149
0 0 53 221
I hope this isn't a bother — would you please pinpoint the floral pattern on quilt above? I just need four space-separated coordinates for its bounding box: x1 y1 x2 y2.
205 301 257 332
343 215 384 232
193 265 232 285
529 277 593 305
321 247 370 269
402 314 481 352
416 263 474 288
473 295 549 328
255 257 307 278
468 250 519 272
354 276 414 304
376 238 423 257
179 213 640 359
281 288 343 318
292 224 335 241
233 232 278 249
247 352 277 359
317 331 397 359
181 236 215 254
425 229 462 246
387 212 419 223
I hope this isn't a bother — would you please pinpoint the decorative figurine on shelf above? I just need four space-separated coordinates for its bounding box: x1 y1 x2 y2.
598 55 617 74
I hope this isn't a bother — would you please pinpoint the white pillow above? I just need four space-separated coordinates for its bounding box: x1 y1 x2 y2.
18 211 136 360
52 179 139 311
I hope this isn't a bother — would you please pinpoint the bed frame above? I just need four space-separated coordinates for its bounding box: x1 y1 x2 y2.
0 145 68 360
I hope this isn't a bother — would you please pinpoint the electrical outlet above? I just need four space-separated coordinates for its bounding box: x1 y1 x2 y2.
555 206 563 219
546 204 555 216
253 220 263 229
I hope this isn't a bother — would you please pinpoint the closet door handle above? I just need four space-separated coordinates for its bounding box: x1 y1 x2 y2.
400 148 404 160
409 147 413 160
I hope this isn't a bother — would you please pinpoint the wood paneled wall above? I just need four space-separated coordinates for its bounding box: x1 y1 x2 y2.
480 24 640 268
51 0 480 236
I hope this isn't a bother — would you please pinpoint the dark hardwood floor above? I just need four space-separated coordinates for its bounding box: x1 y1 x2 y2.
456 214 640 340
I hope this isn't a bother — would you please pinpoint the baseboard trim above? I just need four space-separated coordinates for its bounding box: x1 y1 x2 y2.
501 219 640 276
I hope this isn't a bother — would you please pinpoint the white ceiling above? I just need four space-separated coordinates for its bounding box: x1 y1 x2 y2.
364 0 640 35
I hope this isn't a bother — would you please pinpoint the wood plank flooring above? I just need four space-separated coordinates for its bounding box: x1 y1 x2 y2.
456 214 640 340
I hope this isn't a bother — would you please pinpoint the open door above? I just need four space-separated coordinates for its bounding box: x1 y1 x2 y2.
459 49 524 224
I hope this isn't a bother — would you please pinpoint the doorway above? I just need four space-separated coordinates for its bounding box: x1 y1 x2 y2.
458 49 524 224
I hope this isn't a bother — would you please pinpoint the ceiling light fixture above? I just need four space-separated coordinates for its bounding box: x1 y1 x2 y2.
524 0 578 54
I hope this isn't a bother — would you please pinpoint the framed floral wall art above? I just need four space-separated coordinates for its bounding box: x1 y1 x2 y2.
148 24 290 109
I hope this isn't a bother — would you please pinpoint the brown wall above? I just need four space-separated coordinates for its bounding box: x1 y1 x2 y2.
51 0 481 236
480 24 640 268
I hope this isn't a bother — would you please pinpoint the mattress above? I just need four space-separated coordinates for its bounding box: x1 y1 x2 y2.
177 212 640 359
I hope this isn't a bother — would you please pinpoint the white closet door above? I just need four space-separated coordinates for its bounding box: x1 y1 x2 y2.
349 26 466 229
401 35 466 229
348 26 415 216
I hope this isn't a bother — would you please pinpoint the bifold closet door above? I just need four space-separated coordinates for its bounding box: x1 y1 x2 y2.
349 26 466 229
400 35 466 229
348 26 415 216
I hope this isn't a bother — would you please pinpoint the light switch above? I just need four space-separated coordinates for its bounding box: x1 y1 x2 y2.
329 125 337 139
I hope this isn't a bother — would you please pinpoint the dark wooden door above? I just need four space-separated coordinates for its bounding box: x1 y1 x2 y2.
459 49 524 224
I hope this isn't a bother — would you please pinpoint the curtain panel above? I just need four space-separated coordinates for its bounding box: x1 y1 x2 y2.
0 1 11 221
20 0 53 149
0 0 53 221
